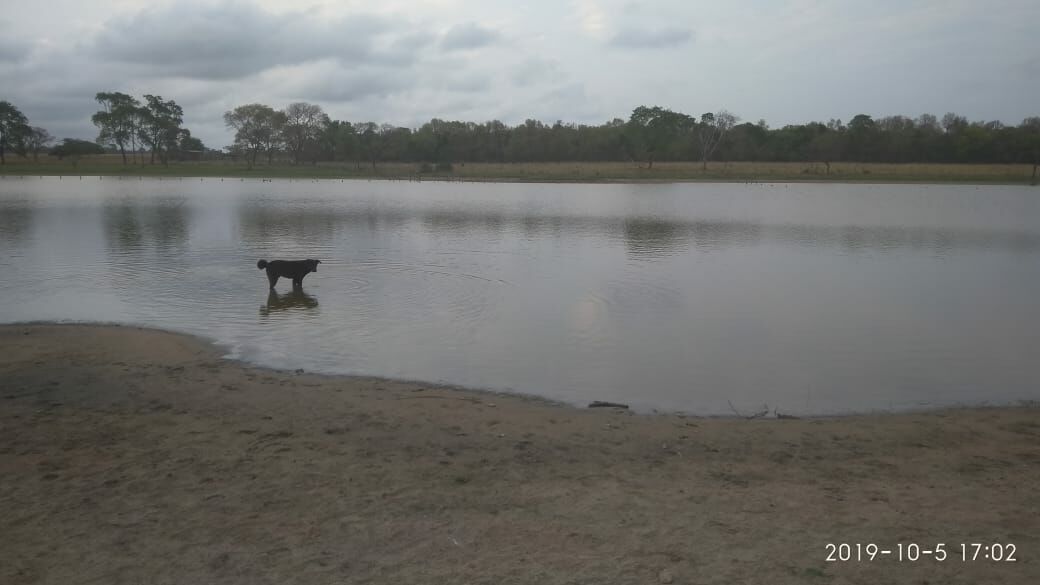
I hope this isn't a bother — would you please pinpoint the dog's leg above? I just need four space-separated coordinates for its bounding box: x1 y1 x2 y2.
268 271 279 289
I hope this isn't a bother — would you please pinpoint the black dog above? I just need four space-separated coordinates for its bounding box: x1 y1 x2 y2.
257 259 321 289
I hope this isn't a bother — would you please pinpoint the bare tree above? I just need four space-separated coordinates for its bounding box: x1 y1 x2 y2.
281 102 326 165
224 104 286 169
25 127 54 161
697 110 738 170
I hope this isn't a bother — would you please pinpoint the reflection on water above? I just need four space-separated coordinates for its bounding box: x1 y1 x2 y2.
261 289 319 317
1 178 1039 415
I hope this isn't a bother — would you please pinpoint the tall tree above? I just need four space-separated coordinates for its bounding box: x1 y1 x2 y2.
224 104 286 168
0 100 30 164
92 92 140 164
697 110 738 170
138 94 184 165
281 102 326 164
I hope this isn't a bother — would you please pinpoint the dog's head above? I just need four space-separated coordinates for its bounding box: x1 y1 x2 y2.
308 259 322 272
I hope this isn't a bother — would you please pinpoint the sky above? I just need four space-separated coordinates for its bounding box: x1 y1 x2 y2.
1 0 1037 149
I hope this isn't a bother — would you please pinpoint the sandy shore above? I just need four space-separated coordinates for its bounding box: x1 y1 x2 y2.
1 324 1037 584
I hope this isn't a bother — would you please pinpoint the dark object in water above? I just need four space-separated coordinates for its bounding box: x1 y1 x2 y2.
588 401 629 409
257 259 321 289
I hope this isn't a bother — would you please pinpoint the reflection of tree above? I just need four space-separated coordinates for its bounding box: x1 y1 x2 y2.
104 205 142 252
103 202 188 253
260 289 319 317
422 210 505 234
151 203 188 249
232 202 1040 256
0 206 33 245
689 221 763 250
238 206 410 246
623 218 688 258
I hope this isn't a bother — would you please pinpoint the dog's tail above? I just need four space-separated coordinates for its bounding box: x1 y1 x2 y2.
257 259 268 270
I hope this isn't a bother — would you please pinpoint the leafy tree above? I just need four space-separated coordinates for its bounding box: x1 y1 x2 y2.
281 102 326 164
91 92 140 164
224 104 286 168
697 110 738 170
50 138 105 160
139 94 184 165
178 131 205 152
0 100 30 164
356 122 380 169
626 106 692 169
318 119 358 163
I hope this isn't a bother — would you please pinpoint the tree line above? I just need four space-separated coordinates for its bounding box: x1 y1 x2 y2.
224 103 1039 176
1 96 1038 177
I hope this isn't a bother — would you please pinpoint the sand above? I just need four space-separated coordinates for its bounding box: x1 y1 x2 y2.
1 324 1037 584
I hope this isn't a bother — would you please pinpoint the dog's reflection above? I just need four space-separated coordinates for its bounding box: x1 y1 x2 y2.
260 288 319 316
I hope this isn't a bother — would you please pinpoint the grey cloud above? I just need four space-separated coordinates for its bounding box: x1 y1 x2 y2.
511 57 567 87
440 23 500 51
294 69 415 103
439 72 493 93
90 2 404 79
608 27 692 49
0 39 28 63
0 20 30 63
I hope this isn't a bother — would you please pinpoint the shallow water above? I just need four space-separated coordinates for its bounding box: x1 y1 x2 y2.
1 177 1038 414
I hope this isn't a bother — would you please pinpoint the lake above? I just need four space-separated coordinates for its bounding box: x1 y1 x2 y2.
1 177 1038 414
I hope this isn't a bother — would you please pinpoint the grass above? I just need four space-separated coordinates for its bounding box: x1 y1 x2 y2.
0 155 1036 184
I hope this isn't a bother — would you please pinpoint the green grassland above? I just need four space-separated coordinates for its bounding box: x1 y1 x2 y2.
0 156 1036 184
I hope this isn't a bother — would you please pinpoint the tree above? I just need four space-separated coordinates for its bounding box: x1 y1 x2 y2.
178 130 205 152
138 94 184 165
0 100 30 165
318 119 356 162
24 127 54 161
808 125 843 172
626 106 693 169
356 122 380 169
697 110 738 170
224 104 286 169
50 138 105 161
1021 117 1040 185
280 102 326 164
92 92 140 164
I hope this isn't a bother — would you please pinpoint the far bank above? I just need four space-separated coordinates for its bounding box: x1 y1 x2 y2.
1 158 1037 184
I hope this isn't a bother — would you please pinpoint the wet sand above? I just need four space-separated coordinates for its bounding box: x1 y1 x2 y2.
1 324 1037 584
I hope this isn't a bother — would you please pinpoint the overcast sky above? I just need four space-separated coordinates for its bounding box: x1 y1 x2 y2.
1 0 1037 148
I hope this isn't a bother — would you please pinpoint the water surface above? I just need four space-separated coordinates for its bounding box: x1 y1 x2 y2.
1 177 1038 414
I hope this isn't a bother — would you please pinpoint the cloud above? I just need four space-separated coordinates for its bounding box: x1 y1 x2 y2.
573 0 608 38
608 26 693 49
284 62 416 103
511 57 567 87
440 23 501 51
0 20 30 63
90 2 399 79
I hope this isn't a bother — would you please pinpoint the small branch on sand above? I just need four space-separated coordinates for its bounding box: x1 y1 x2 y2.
729 400 769 419
397 395 484 404
588 401 629 409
